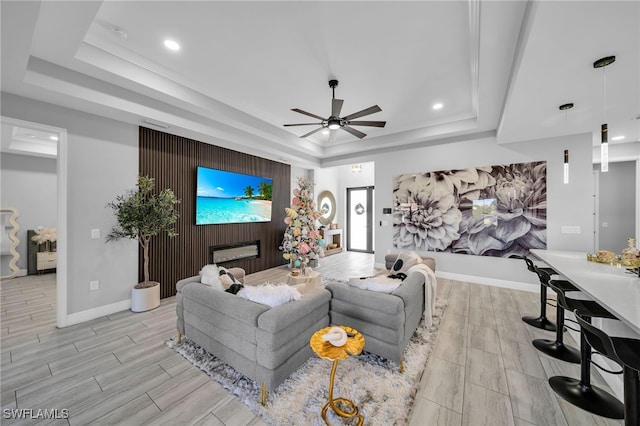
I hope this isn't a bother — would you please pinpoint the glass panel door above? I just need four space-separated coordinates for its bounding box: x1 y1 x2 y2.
347 186 373 252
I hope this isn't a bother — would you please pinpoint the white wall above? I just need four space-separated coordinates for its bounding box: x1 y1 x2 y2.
371 133 594 286
595 160 637 252
315 162 374 230
0 153 57 274
1 93 138 317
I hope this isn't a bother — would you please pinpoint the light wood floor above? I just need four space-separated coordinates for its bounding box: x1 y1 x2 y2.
0 252 623 425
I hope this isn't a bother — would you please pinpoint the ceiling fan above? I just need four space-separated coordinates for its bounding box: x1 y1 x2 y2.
284 79 386 140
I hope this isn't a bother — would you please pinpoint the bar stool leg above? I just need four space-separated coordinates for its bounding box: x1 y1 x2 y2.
549 316 624 419
532 298 581 363
522 284 556 331
623 367 639 426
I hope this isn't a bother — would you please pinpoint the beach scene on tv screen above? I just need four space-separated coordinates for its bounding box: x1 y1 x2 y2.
196 167 273 225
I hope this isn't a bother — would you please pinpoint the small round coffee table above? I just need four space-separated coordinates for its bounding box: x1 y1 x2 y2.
309 325 365 425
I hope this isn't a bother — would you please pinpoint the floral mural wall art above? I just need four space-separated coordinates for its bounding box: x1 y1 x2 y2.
392 161 547 257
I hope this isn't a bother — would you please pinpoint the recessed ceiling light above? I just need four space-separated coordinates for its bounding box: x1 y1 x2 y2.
322 129 330 135
163 39 180 51
611 136 625 141
432 103 443 110
49 135 59 141
110 25 128 40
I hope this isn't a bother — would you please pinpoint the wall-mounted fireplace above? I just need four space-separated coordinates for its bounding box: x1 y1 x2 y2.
210 240 260 264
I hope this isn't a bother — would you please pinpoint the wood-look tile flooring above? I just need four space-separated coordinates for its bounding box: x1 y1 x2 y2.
0 252 623 425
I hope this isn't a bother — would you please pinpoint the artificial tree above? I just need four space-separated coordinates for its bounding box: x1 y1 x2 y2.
107 175 180 289
279 177 323 272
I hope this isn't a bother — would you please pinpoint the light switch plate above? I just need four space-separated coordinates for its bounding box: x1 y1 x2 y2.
89 280 99 291
561 226 581 234
91 229 100 239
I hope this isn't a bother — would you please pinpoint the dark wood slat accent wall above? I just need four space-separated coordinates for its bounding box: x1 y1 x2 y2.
139 127 290 298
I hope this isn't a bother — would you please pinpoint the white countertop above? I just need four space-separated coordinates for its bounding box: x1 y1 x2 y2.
530 249 640 335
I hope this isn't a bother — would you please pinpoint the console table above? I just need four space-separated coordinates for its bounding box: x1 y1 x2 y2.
36 251 57 272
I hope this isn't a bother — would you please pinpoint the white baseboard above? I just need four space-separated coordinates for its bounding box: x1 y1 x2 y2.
61 299 131 327
435 271 539 293
372 264 539 293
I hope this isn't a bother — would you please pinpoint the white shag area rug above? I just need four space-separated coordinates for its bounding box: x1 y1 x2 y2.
167 281 446 426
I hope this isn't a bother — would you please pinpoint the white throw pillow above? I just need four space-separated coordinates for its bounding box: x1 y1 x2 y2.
237 283 302 307
390 252 422 274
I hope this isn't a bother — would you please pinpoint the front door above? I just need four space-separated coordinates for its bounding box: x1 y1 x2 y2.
346 186 373 253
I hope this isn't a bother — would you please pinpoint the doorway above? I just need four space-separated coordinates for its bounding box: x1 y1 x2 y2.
593 160 638 252
1 116 68 327
346 186 373 253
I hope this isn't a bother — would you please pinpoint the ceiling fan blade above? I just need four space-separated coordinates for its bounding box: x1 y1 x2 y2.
342 105 382 121
284 123 322 127
291 108 326 121
342 125 367 139
299 127 325 139
346 120 386 128
332 99 344 117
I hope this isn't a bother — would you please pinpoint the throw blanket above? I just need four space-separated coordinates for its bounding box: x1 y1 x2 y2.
407 263 437 327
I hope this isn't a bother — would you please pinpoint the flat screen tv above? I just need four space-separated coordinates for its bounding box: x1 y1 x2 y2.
196 167 273 225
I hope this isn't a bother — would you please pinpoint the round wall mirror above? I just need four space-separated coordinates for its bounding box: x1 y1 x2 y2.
317 190 336 226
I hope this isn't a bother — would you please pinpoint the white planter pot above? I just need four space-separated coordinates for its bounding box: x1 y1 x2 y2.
131 281 160 312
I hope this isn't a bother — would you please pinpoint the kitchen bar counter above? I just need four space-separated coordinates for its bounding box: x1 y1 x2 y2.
530 249 640 335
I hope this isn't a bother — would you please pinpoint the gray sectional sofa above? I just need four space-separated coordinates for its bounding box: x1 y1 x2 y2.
325 254 435 364
175 271 331 403
175 253 435 402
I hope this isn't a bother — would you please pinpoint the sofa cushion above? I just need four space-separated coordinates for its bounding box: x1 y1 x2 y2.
181 282 268 327
257 288 331 333
327 282 404 315
238 283 302 307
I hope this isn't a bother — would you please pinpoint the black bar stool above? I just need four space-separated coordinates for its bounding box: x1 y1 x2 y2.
532 278 581 364
547 282 624 420
511 255 557 331
575 311 640 426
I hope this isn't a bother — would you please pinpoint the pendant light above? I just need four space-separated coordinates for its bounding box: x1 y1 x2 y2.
594 56 615 173
563 149 569 184
559 103 573 184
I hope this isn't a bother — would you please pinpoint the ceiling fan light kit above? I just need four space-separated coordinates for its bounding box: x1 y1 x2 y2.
283 79 386 139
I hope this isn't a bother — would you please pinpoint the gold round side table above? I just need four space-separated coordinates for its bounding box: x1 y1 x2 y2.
310 325 365 425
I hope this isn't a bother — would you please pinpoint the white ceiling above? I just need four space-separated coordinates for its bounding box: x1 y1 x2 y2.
1 1 638 168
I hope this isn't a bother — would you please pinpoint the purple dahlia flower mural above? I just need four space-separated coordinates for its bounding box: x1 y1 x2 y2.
393 161 547 257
